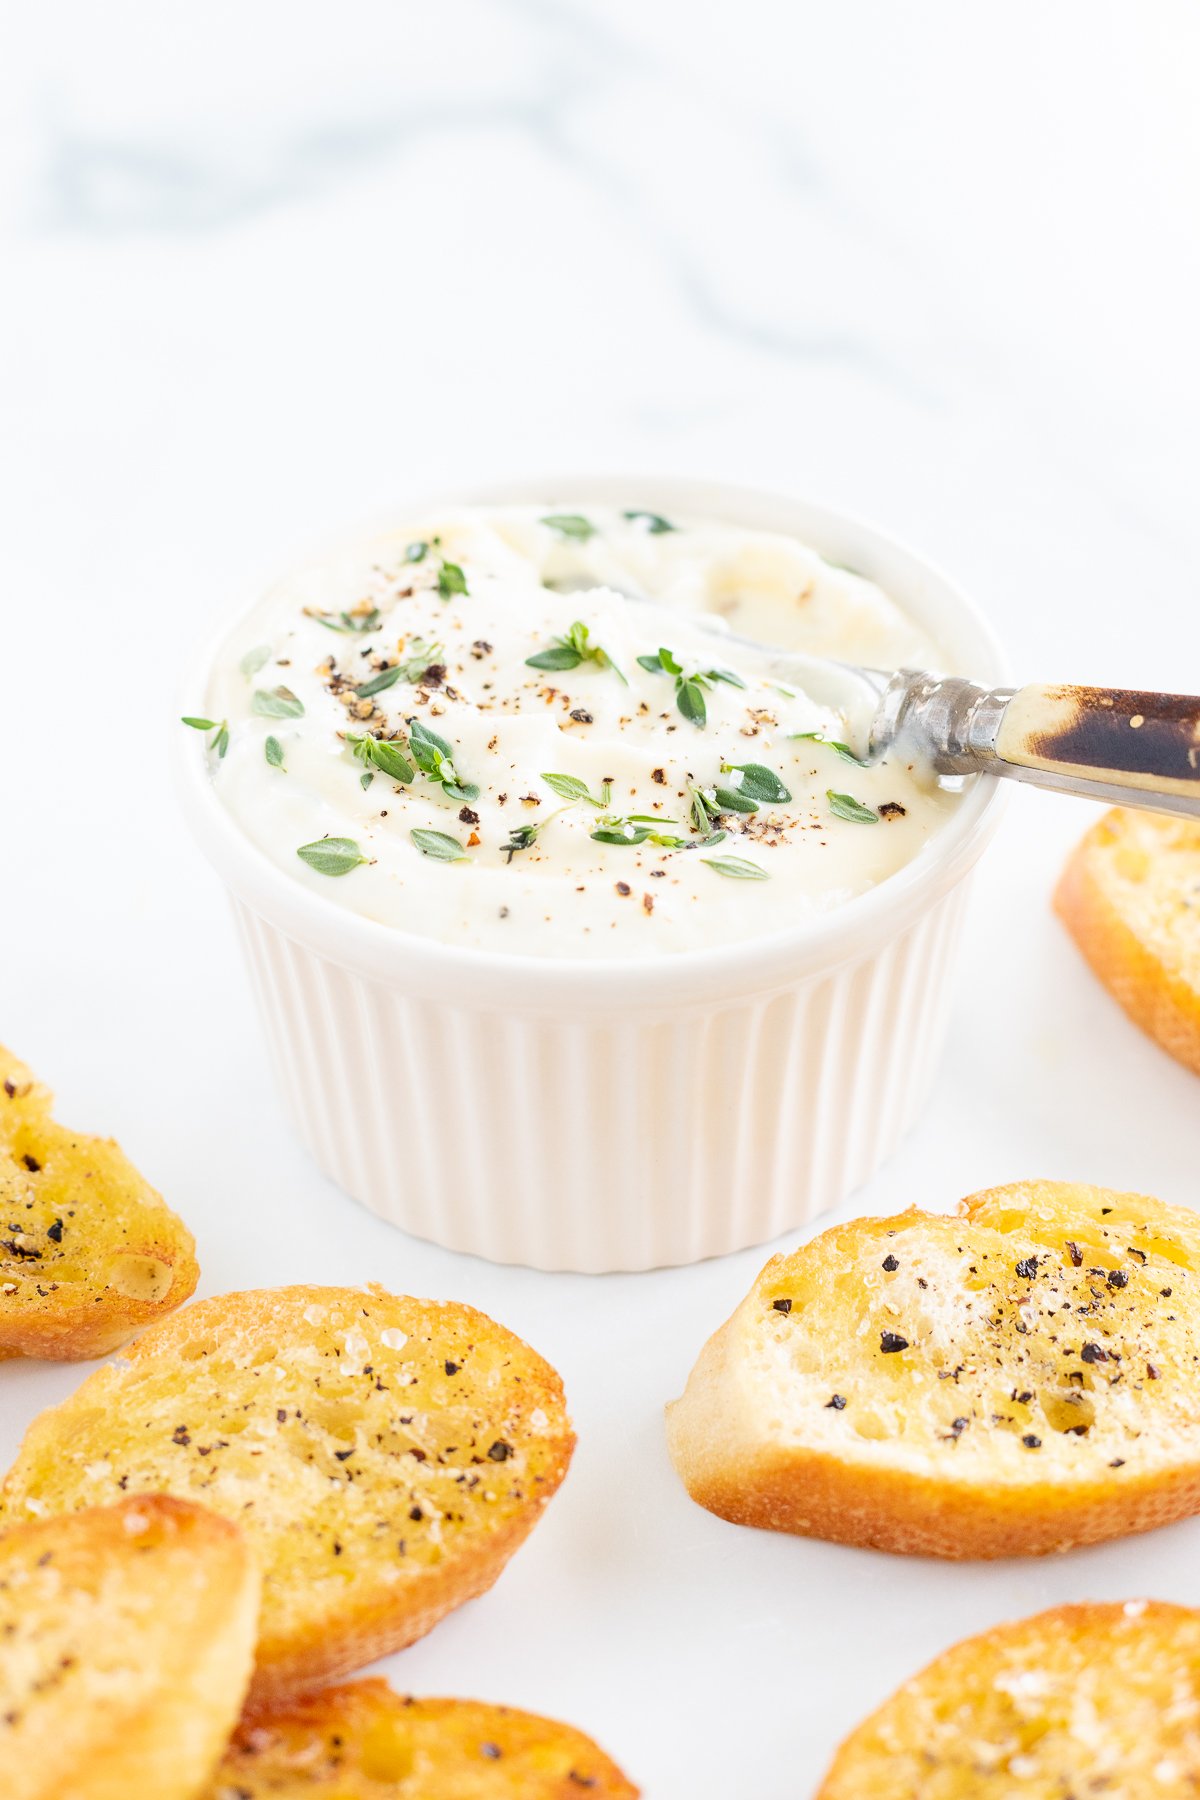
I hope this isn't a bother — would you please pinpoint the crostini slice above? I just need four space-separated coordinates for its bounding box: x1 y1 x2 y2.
0 1284 574 1708
0 1043 199 1359
0 1495 259 1800
205 1676 638 1798
816 1599 1200 1797
1055 806 1200 1075
666 1180 1200 1557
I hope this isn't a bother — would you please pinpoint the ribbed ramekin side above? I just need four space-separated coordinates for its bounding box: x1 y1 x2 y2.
227 875 973 1271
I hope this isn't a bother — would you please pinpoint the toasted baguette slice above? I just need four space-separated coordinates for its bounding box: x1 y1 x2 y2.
0 1044 199 1359
1055 807 1200 1075
0 1284 574 1708
817 1599 1200 1797
666 1180 1200 1558
0 1494 259 1800
205 1677 638 1798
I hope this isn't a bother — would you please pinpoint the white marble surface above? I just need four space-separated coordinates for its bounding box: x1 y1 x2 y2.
4 5 1200 1793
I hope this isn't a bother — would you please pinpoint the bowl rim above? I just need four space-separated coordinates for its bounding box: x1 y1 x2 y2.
173 474 1009 1012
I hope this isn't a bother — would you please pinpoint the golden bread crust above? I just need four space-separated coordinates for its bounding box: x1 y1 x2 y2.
207 1677 638 1797
0 1044 199 1359
817 1599 1200 1797
0 1494 258 1800
667 1181 1200 1557
1055 807 1200 1075
0 1284 574 1707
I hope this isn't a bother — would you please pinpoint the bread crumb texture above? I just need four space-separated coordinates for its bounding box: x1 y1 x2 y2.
0 1044 199 1359
666 1181 1200 1556
205 1677 639 1798
0 1285 574 1706
817 1600 1200 1798
1055 807 1200 1075
0 1495 258 1800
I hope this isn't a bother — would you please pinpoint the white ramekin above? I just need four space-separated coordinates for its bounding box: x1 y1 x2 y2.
175 477 1006 1273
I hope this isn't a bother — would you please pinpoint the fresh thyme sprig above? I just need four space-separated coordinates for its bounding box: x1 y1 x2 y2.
540 772 612 808
181 716 230 758
264 735 286 770
437 560 468 599
309 607 382 635
688 762 791 826
395 638 444 683
718 762 791 806
500 823 541 863
239 644 271 677
792 730 869 767
636 646 746 727
355 638 445 701
591 814 689 849
345 732 415 791
407 718 479 802
401 536 465 597
500 801 577 863
684 786 729 847
688 784 722 833
526 619 626 683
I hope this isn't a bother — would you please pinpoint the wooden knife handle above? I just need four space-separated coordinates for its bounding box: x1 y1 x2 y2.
995 684 1200 803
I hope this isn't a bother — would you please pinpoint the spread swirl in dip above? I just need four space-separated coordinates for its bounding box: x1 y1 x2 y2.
195 505 962 958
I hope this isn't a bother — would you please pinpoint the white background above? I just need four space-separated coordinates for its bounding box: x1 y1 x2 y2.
3 5 1200 1794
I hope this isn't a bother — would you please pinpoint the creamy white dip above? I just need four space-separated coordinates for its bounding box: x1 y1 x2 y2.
197 504 961 958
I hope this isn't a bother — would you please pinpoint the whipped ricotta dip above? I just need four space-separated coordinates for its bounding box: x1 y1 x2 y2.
197 504 962 958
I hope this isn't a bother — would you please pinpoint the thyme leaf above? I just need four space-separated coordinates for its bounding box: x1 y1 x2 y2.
239 644 271 677
792 730 869 767
701 855 769 880
181 716 230 758
411 828 468 861
355 664 403 699
525 643 581 671
252 685 305 720
827 789 879 824
676 677 708 727
297 836 369 876
437 560 468 600
540 513 596 541
710 784 758 815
